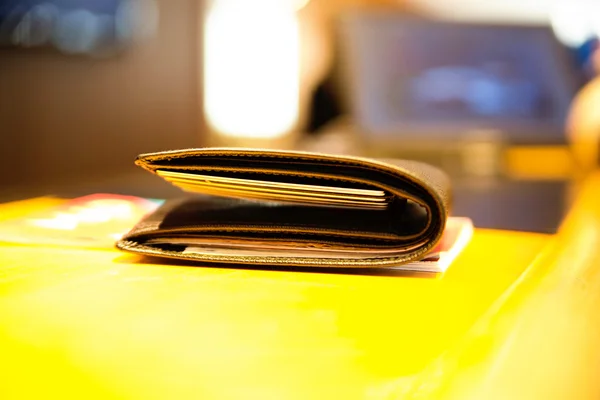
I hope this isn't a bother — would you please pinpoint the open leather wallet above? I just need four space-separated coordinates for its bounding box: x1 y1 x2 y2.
117 148 453 270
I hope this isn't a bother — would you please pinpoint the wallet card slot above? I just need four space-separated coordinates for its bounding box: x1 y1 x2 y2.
153 165 432 233
142 153 428 202
145 154 436 220
143 235 423 250
152 196 427 239
139 231 421 248
143 235 425 258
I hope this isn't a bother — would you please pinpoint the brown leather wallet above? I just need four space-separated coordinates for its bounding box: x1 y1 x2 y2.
117 148 451 268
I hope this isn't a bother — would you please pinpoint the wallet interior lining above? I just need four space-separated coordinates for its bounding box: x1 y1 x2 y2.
125 196 429 250
155 167 432 232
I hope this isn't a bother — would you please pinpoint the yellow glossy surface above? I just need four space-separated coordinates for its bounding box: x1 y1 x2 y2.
0 193 564 399
396 173 600 400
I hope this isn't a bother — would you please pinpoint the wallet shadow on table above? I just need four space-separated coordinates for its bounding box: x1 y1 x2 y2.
112 254 439 279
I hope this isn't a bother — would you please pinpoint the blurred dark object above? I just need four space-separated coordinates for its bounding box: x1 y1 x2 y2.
306 79 342 134
575 38 599 80
452 179 568 234
0 0 159 57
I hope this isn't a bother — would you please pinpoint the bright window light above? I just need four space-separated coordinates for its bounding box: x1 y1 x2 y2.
204 0 300 139
550 0 594 47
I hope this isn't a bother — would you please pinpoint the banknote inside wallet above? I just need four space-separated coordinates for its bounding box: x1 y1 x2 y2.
156 170 390 210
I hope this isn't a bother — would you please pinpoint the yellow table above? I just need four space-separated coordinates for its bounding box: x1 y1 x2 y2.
0 174 599 399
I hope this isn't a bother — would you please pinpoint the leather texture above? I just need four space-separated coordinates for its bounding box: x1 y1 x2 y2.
117 148 452 268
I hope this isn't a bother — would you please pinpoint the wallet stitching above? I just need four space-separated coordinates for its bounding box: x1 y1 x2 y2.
144 235 417 249
145 155 425 194
117 240 429 267
139 151 432 189
142 150 425 173
129 226 406 241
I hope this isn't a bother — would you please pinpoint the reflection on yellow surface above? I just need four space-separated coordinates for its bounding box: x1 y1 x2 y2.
0 195 162 249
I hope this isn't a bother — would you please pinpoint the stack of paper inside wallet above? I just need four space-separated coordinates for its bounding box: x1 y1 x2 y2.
117 148 472 272
156 170 390 210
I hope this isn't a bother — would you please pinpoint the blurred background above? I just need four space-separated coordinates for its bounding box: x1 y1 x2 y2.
1 0 599 232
